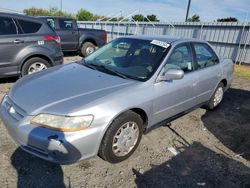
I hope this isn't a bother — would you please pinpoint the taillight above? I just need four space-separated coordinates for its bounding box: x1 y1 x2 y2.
104 32 107 42
44 35 61 44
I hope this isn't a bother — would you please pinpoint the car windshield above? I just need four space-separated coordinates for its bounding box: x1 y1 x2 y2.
84 38 169 81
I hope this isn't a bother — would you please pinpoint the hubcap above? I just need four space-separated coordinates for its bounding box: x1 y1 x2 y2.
28 63 48 75
213 87 223 107
86 46 95 55
112 121 139 157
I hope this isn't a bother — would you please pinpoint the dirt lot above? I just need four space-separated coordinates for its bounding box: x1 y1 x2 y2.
0 56 250 188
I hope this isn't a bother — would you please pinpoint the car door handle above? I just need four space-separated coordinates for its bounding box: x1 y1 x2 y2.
13 39 24 44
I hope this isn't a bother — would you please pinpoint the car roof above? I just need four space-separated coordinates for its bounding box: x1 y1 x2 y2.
38 16 74 20
0 12 46 24
124 35 205 44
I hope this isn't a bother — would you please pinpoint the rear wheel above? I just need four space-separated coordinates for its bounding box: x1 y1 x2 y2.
98 111 143 163
206 82 225 110
80 42 96 57
21 57 51 76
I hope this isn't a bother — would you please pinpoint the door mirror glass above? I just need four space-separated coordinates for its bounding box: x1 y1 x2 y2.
156 68 184 82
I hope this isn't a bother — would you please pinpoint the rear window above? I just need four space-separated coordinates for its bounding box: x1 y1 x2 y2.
0 16 17 35
17 19 42 34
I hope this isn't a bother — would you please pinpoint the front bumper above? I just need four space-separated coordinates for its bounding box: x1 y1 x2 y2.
0 96 103 164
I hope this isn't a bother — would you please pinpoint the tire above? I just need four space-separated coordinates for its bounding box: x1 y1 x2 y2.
206 82 225 110
21 57 51 76
98 111 143 163
80 42 96 57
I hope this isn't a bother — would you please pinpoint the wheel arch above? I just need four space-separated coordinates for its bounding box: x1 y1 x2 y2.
110 108 149 131
19 54 53 73
97 107 149 153
221 78 227 87
81 38 98 47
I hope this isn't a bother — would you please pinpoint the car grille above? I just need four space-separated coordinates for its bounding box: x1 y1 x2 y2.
3 96 26 121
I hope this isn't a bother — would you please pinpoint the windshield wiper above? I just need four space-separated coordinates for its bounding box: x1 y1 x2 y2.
83 61 98 71
91 64 128 79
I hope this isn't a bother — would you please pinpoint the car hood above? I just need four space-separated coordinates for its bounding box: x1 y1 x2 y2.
9 63 136 115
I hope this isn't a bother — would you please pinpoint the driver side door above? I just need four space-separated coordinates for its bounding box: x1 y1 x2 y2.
152 43 198 124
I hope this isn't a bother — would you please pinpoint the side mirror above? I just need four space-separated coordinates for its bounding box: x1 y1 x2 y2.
156 68 184 82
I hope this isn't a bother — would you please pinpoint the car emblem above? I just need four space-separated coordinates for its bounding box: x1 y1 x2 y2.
9 106 15 114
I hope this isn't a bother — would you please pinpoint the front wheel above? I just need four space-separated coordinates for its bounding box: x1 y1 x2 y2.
206 82 225 110
98 111 143 163
21 57 51 76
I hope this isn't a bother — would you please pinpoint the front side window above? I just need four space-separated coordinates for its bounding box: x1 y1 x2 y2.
84 38 169 81
193 43 219 69
59 19 73 29
17 19 42 34
164 44 194 73
0 16 17 35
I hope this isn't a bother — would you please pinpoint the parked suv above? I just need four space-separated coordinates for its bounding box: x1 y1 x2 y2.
0 12 63 77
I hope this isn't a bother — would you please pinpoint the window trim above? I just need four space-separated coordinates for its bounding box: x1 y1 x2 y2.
191 42 219 70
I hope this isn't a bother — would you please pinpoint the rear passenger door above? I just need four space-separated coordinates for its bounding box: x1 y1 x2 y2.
191 42 221 104
0 16 23 75
56 18 78 51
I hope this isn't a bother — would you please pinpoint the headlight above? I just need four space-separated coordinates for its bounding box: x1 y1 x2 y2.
31 114 93 132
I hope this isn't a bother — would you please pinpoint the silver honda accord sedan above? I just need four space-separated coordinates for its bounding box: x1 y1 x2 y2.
0 35 233 164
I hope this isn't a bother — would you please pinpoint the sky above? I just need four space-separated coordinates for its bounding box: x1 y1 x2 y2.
0 0 250 22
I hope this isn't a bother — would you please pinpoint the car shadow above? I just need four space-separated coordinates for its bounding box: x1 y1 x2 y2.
0 76 18 84
201 88 250 161
11 127 82 188
63 51 80 57
133 142 250 188
11 148 66 188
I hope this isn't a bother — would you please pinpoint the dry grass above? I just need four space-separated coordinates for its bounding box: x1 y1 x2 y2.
234 64 250 79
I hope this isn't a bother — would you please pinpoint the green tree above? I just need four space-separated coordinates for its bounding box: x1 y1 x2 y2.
23 7 74 18
146 14 159 22
187 14 200 22
76 9 94 21
23 7 49 16
132 14 145 22
217 17 238 22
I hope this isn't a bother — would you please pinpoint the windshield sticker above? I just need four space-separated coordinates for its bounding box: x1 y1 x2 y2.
150 40 170 48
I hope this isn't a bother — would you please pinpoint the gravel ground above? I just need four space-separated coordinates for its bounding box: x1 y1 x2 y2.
0 56 250 188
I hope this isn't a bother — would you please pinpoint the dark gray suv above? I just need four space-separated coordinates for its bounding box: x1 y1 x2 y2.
0 12 63 77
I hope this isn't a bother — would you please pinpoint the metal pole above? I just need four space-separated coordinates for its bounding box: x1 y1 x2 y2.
60 0 63 12
236 9 249 65
185 0 191 22
239 25 250 65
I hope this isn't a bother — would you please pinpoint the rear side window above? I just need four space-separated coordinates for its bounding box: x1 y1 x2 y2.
193 43 219 69
17 19 42 34
46 18 55 29
59 19 73 29
0 16 17 35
